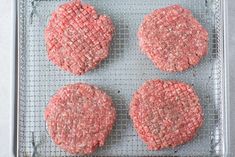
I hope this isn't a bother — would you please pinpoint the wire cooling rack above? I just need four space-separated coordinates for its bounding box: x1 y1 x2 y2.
16 0 226 156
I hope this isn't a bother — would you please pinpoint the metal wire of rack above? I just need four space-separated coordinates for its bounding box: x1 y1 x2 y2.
16 0 226 156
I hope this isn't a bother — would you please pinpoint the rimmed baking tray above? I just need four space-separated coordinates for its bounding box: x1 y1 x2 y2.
14 0 229 156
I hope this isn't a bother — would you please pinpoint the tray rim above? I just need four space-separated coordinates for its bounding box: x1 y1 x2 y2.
223 0 230 155
12 0 230 156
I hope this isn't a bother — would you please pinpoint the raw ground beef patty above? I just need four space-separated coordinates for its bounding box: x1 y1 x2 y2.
129 79 203 150
44 83 116 154
138 5 208 72
45 0 114 75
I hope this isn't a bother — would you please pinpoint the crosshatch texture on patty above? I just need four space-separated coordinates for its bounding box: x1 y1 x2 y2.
44 83 116 154
138 5 208 72
129 79 203 150
45 0 115 75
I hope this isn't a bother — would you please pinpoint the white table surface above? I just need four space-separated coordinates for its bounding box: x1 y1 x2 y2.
0 0 234 156
0 0 13 156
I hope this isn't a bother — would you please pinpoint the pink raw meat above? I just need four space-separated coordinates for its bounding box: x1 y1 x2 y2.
45 0 114 75
45 83 116 154
138 5 208 72
129 79 203 150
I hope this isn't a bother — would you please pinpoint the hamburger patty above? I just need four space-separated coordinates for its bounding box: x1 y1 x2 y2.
45 83 116 154
45 0 114 75
138 5 208 72
129 79 203 150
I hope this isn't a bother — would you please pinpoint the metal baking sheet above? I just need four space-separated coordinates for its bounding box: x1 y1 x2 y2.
15 0 228 156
